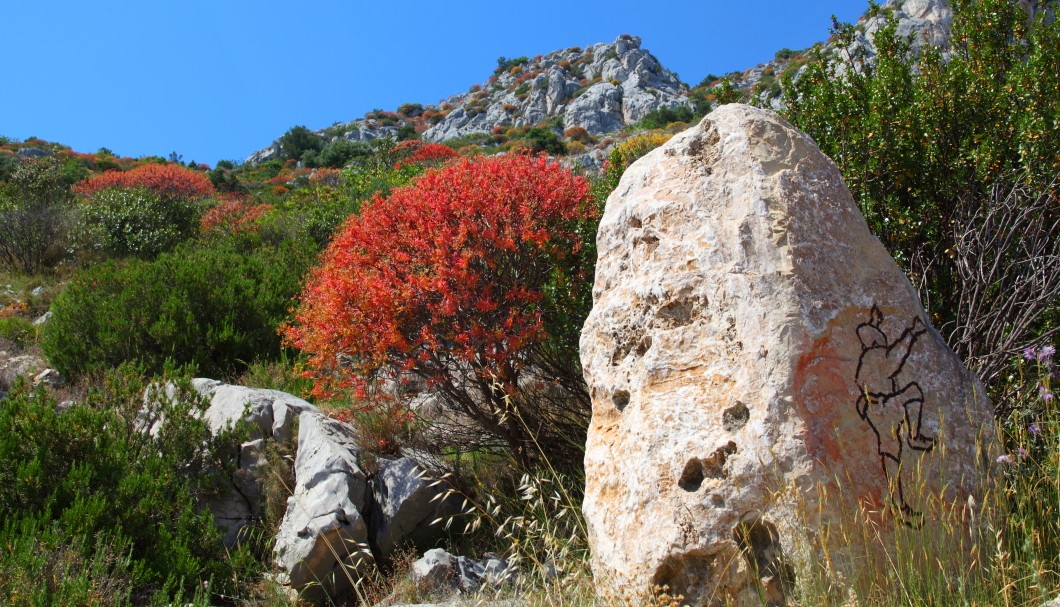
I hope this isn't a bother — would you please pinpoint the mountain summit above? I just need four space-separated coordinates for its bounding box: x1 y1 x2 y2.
423 34 688 141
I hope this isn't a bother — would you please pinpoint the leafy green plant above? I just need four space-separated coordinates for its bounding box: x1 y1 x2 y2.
783 0 1060 394
41 238 314 380
0 157 75 272
81 187 198 258
278 125 324 162
0 365 249 605
0 316 35 350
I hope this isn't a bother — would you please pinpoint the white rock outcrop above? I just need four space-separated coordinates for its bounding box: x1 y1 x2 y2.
580 104 997 606
191 380 317 545
274 411 371 597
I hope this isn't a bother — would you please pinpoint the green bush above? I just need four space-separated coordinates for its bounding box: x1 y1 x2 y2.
41 238 314 379
316 138 372 168
519 127 567 156
81 187 198 258
633 105 697 130
278 125 323 162
0 316 35 349
0 157 74 272
782 0 1060 392
0 366 248 604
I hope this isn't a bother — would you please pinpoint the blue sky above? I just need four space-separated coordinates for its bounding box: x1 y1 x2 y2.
2 1 866 166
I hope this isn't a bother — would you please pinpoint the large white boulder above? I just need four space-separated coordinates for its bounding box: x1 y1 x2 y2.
274 411 371 597
580 104 998 606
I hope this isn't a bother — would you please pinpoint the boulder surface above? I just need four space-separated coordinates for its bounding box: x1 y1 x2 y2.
580 104 997 606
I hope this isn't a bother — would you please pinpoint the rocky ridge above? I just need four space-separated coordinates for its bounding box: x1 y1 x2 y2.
245 1 966 165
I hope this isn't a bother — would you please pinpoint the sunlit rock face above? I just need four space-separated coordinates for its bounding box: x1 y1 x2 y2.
580 104 997 606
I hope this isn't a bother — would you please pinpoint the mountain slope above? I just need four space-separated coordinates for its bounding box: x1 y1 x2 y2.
245 0 977 165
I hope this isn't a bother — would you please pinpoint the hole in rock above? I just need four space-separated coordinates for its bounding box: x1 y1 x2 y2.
702 441 737 479
723 402 750 432
612 390 630 412
656 298 699 328
678 458 704 492
733 517 795 607
652 550 717 606
634 336 652 356
628 216 642 229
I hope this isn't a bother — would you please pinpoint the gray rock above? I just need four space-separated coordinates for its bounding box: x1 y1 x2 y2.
32 368 62 388
32 311 52 325
274 411 372 597
0 352 48 389
455 554 515 592
581 103 998 606
1041 597 1060 607
410 549 515 594
344 125 400 142
194 380 316 442
563 83 625 136
30 286 45 298
16 147 49 158
369 456 461 560
245 142 281 165
411 547 454 592
143 380 319 546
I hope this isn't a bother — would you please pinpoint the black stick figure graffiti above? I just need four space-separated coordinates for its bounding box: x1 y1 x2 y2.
854 305 936 527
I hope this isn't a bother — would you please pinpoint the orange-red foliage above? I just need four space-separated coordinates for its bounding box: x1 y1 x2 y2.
73 163 215 200
200 196 274 234
393 142 458 169
309 168 343 187
284 155 594 400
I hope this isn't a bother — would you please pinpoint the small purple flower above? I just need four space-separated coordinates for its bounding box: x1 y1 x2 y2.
1016 447 1028 458
1024 346 1038 361
1029 423 1041 436
1039 345 1056 362
1040 384 1054 402
996 454 1015 465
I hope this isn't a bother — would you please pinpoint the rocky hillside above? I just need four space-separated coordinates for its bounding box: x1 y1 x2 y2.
247 34 688 164
423 34 687 141
244 0 991 164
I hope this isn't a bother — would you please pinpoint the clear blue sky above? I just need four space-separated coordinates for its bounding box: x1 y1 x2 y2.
2 1 866 167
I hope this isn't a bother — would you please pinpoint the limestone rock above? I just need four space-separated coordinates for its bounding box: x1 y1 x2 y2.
343 125 401 142
411 548 455 592
369 456 461 561
195 380 316 545
246 142 281 165
0 352 48 390
409 548 515 594
563 83 625 136
274 411 371 597
194 380 315 442
580 104 997 606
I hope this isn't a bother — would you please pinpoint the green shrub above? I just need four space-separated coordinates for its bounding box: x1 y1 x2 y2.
782 0 1060 392
494 55 529 75
0 316 34 349
81 187 198 258
0 157 74 272
317 138 372 168
41 239 314 379
278 125 323 162
519 127 567 156
634 105 697 130
0 366 248 604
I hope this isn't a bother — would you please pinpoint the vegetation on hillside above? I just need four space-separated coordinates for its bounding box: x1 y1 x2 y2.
0 0 1057 603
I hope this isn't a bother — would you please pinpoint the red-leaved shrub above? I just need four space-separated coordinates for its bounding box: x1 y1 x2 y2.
284 155 597 466
200 195 273 235
73 163 215 200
